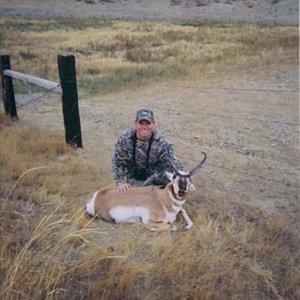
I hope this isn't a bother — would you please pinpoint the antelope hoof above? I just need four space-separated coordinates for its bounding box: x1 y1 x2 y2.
148 223 176 232
149 226 159 232
169 224 177 231
185 223 193 230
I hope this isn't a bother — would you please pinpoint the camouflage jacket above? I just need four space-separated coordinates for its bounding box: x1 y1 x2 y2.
112 127 183 185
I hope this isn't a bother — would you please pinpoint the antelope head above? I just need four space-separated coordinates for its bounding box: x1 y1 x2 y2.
166 152 207 199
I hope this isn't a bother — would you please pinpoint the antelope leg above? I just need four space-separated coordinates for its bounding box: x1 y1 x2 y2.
146 222 177 232
180 208 193 230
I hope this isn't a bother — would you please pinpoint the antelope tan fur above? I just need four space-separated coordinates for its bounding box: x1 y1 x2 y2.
86 152 207 231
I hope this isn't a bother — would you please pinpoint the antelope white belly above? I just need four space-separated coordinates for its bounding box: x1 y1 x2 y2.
109 206 150 224
164 209 178 223
164 204 183 223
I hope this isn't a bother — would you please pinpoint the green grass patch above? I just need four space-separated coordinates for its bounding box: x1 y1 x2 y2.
0 18 113 32
80 63 181 94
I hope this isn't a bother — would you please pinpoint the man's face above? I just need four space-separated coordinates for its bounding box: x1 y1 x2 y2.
134 120 156 140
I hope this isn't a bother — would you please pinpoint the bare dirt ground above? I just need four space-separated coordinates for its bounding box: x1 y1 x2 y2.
0 0 298 25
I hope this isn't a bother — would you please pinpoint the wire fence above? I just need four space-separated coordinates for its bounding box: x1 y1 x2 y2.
92 99 299 126
15 84 61 109
7 77 300 190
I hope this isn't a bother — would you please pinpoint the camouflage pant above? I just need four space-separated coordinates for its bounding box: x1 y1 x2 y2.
126 171 170 187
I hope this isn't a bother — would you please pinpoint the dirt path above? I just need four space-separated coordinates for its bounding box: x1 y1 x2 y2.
13 64 299 231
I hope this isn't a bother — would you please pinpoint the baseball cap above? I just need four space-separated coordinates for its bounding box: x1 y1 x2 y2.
135 108 154 123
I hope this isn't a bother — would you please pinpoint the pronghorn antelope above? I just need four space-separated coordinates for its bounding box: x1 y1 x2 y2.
86 152 207 231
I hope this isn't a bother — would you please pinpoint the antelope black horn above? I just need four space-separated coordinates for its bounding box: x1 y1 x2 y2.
189 152 207 176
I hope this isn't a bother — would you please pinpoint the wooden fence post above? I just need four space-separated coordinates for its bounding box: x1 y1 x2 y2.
57 54 83 148
0 55 18 119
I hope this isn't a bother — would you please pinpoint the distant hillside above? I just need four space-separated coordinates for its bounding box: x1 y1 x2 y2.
0 0 298 25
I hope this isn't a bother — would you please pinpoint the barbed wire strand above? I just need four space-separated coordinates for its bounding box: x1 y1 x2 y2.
177 154 299 189
91 100 298 126
87 130 299 189
11 82 299 189
16 87 298 126
16 83 61 109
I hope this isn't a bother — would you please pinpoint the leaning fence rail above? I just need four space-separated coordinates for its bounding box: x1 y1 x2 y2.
3 69 62 93
0 54 82 148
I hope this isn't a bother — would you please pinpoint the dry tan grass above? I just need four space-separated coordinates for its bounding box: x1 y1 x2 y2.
0 18 298 93
0 113 299 299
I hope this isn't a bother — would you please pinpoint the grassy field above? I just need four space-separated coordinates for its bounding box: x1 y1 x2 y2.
0 18 298 94
0 18 299 299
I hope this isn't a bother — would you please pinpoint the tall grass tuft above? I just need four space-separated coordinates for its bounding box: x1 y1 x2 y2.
147 211 298 299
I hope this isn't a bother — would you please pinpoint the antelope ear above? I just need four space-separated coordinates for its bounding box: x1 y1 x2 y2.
189 183 196 191
166 171 175 181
